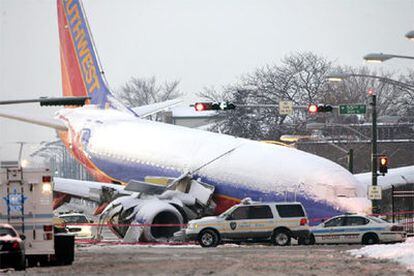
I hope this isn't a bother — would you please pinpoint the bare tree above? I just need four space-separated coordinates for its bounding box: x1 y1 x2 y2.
199 52 332 139
327 66 414 122
198 52 413 140
117 76 182 107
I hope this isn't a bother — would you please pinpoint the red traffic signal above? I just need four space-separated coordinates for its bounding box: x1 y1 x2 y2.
194 102 212 111
308 104 318 113
308 104 333 113
378 155 388 174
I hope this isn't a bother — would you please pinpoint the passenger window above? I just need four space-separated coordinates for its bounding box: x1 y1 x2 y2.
276 204 305 217
324 217 345 227
230 206 250 220
248 206 273 219
345 217 369 226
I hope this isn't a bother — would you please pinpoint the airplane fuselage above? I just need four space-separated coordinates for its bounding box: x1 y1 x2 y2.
57 107 370 221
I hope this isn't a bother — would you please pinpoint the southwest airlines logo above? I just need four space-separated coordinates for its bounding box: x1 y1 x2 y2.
3 188 27 213
63 0 102 96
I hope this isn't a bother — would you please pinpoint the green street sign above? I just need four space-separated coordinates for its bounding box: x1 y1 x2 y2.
339 104 367 115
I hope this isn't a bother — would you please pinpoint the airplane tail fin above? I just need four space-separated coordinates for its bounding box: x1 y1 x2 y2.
57 0 131 112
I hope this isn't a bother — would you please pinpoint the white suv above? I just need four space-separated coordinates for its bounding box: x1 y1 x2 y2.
180 199 310 247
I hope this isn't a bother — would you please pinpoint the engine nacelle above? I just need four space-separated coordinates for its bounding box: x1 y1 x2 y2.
133 199 183 241
98 196 183 242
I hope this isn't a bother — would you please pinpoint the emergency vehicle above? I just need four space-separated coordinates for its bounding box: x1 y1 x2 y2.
178 198 310 247
307 214 407 245
0 161 74 266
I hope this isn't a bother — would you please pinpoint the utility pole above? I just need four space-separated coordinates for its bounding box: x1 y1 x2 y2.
369 89 379 214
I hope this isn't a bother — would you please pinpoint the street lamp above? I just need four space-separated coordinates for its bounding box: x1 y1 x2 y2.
363 53 414 63
326 72 414 91
405 30 414 40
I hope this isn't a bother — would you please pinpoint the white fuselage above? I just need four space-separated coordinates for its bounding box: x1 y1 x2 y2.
58 107 371 220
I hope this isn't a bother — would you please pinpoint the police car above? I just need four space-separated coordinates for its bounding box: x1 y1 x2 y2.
178 199 310 247
58 213 94 239
303 214 406 245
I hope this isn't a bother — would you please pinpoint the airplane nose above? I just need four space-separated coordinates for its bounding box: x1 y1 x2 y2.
293 150 371 214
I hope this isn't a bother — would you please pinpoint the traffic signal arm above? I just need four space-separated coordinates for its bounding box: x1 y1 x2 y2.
0 96 90 107
39 97 90 106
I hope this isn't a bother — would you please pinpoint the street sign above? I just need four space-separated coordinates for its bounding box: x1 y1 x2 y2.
339 104 366 115
368 185 382 200
279 101 293 115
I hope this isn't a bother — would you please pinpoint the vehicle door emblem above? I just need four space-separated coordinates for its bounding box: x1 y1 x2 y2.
230 222 237 230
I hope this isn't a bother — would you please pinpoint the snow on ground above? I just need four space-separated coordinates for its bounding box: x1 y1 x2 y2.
77 242 242 252
348 237 414 271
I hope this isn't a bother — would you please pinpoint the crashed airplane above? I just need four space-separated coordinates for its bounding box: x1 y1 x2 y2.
0 0 371 242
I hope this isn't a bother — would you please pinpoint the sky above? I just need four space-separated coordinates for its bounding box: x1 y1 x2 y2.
1 0 414 160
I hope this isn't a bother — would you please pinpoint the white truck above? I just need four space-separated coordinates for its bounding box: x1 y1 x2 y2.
0 161 74 267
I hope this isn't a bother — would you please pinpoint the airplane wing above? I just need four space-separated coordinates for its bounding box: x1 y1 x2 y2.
131 99 183 118
354 165 414 188
53 177 128 202
0 108 67 131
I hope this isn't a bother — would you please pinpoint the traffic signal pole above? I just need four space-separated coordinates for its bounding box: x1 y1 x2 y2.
370 92 379 214
347 149 353 173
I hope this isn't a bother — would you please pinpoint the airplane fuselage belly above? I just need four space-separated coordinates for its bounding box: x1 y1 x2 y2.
86 150 344 221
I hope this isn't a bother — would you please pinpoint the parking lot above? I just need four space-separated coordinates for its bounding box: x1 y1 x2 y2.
7 243 412 275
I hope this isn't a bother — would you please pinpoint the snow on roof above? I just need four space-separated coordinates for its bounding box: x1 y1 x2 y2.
348 237 414 271
354 165 414 189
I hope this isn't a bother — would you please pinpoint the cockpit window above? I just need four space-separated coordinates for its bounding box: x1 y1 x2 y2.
334 187 357 197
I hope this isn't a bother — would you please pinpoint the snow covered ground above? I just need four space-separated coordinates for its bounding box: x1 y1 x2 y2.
349 237 414 271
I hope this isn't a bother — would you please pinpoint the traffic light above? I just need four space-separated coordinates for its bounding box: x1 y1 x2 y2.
194 102 213 111
308 104 333 113
318 105 333 112
194 102 236 111
308 104 318 114
378 155 388 174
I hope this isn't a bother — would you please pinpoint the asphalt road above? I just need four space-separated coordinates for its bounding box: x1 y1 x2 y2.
4 243 414 275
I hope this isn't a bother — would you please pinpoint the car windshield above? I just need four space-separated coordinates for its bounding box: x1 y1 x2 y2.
0 227 17 237
61 215 89 223
369 216 388 223
219 206 238 218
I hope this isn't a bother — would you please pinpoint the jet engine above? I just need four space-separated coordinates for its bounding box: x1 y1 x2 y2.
98 195 184 242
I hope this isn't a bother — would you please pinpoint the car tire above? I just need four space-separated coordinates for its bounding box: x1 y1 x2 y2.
14 254 26 271
273 229 291 246
362 233 379 245
199 229 219 248
27 256 38 267
298 234 315 245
